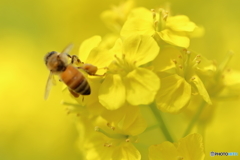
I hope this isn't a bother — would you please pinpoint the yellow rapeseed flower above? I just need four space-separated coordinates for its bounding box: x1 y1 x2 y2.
183 52 240 134
78 35 113 75
121 7 202 48
149 133 205 160
154 47 214 113
80 105 146 160
98 34 160 110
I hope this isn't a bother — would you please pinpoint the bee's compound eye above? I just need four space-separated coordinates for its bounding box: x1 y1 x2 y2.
44 51 57 64
47 51 57 58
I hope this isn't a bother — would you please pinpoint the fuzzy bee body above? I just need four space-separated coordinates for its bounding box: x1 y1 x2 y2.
60 65 90 96
44 44 97 99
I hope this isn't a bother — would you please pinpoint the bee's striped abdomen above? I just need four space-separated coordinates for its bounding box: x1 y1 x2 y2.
61 65 91 96
74 78 91 95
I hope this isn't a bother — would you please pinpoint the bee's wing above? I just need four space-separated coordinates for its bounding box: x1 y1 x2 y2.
60 43 73 56
44 72 56 100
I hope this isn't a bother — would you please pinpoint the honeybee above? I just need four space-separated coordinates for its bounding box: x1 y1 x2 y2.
44 44 98 100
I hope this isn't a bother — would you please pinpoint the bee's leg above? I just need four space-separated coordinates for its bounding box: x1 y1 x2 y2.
72 55 82 64
66 54 82 64
82 96 84 102
77 66 107 76
90 67 108 76
71 55 81 64
98 67 108 70
67 54 72 58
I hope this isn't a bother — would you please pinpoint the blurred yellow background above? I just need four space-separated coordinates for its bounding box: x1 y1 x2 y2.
0 0 239 160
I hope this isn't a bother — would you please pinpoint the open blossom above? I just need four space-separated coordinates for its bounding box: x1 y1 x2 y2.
121 7 203 48
198 52 240 100
149 133 205 160
184 52 240 124
78 35 113 75
98 34 160 110
153 47 214 113
79 105 146 160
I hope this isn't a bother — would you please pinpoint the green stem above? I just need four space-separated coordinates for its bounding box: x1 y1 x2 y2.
183 101 206 137
149 103 173 142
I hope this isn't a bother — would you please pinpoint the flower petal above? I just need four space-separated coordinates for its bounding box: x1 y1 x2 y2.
156 74 191 113
110 38 123 58
149 141 179 160
85 48 113 74
166 15 196 32
158 30 190 48
99 74 126 110
125 68 160 105
153 46 181 72
121 7 155 37
123 111 147 136
79 35 101 62
191 75 212 105
123 34 160 66
116 105 147 135
177 133 205 160
112 143 141 160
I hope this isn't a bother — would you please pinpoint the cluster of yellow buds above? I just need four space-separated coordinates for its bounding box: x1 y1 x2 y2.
61 1 240 159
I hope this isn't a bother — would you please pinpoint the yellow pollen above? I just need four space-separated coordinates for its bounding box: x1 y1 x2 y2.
151 9 156 20
177 156 184 160
196 60 201 64
151 9 155 12
172 59 177 64
104 143 112 147
107 122 115 130
95 126 100 132
161 9 168 21
111 126 115 130
191 77 196 81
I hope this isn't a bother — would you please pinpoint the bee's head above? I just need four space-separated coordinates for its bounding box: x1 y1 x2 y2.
44 51 66 73
44 51 57 65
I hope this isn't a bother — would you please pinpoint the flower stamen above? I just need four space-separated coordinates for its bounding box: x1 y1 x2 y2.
95 126 126 139
103 143 112 147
